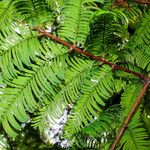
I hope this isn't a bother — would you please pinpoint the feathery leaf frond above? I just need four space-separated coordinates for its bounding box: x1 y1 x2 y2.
120 83 142 118
64 65 122 139
118 110 150 150
85 10 129 56
58 0 99 46
0 37 68 137
13 0 53 26
72 105 121 149
134 46 150 72
132 10 150 46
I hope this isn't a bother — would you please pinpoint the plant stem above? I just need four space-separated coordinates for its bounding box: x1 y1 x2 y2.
110 81 150 150
38 29 149 81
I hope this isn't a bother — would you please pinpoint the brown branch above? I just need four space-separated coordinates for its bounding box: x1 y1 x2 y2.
37 28 149 81
135 0 150 5
110 81 150 150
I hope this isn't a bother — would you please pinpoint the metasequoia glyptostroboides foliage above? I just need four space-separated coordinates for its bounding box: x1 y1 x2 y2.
38 28 150 149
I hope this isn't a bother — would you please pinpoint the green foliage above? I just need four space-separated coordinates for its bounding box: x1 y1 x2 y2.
132 10 150 46
85 10 129 56
134 45 150 72
77 105 121 149
14 0 54 26
0 124 55 150
63 64 124 139
121 83 142 117
118 110 150 150
0 0 150 149
58 0 98 46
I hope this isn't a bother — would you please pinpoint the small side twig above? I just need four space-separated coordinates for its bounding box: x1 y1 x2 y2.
135 0 150 5
110 81 150 150
114 0 129 8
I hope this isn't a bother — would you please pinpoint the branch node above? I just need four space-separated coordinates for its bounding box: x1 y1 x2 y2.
69 46 74 52
99 54 106 65
37 28 46 36
69 42 77 53
122 124 128 129
143 76 150 83
38 33 44 37
111 64 118 71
